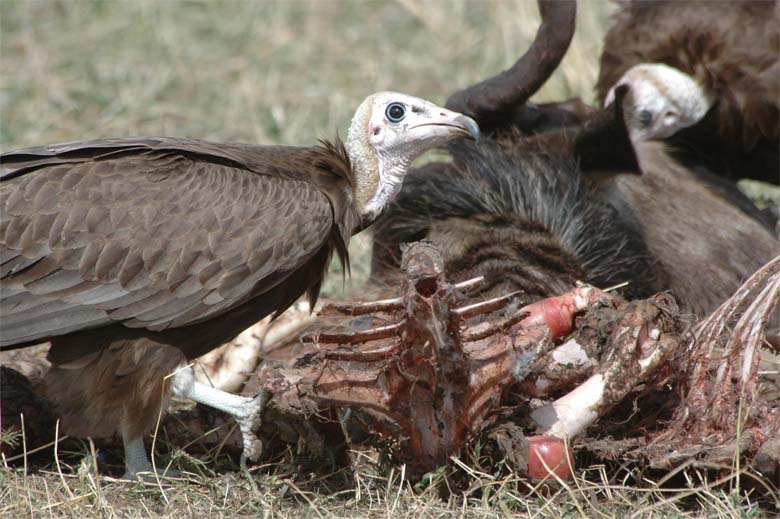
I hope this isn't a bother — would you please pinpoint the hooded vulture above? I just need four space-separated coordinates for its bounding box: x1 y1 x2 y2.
0 91 479 479
373 0 779 320
596 0 779 185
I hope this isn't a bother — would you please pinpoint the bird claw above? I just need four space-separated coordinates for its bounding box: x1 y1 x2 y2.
236 389 270 466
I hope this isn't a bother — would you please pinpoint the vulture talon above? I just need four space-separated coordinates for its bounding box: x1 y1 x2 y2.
122 468 182 484
237 390 269 467
170 367 269 466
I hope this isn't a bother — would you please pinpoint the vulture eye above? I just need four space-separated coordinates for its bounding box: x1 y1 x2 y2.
386 103 406 123
638 109 653 127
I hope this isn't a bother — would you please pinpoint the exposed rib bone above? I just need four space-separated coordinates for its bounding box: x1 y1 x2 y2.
451 276 486 293
326 297 404 316
461 310 530 342
323 343 401 362
258 254 615 473
451 291 522 320
301 321 404 345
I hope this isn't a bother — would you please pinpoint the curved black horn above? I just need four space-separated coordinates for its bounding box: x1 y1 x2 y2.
446 0 577 131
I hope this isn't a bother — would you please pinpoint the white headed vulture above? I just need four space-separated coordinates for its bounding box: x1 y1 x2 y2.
596 0 779 184
0 92 479 479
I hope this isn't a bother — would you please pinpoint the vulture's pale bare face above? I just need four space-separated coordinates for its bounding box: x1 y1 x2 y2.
605 63 714 142
347 92 479 220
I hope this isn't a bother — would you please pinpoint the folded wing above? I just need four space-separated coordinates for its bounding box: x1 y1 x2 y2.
1 138 334 347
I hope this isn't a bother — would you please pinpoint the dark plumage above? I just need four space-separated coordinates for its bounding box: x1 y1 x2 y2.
589 1 780 315
591 137 780 317
1 137 356 362
0 92 479 478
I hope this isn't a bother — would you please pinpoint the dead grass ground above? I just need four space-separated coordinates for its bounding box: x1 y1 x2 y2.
1 1 777 517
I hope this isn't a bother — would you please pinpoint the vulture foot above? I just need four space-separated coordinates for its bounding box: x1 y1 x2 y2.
237 390 270 467
170 366 269 466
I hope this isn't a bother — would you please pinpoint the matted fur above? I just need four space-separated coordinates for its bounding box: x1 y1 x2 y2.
373 137 659 300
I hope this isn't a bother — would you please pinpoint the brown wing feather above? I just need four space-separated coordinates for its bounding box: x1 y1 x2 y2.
1 139 343 347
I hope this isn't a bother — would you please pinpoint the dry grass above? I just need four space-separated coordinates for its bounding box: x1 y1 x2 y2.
1 1 775 517
1 435 773 519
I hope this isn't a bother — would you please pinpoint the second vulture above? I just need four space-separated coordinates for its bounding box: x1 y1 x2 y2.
0 92 479 478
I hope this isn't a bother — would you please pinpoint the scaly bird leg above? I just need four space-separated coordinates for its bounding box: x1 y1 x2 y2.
120 422 180 481
121 433 153 481
170 366 268 466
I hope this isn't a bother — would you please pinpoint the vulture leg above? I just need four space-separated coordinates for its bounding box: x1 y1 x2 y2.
170 366 267 466
122 434 153 480
121 415 184 480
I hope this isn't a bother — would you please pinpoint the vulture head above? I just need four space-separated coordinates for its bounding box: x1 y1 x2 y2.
604 63 714 142
347 92 480 220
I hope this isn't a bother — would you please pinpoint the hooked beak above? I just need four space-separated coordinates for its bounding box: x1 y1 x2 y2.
452 115 481 141
411 110 480 142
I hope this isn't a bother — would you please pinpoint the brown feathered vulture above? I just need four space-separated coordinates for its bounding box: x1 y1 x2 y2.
590 0 780 316
596 0 779 184
0 91 479 479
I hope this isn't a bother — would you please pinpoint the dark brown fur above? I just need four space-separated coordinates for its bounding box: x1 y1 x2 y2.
372 137 660 301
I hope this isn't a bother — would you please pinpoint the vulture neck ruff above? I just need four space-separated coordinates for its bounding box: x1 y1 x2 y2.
346 96 409 222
